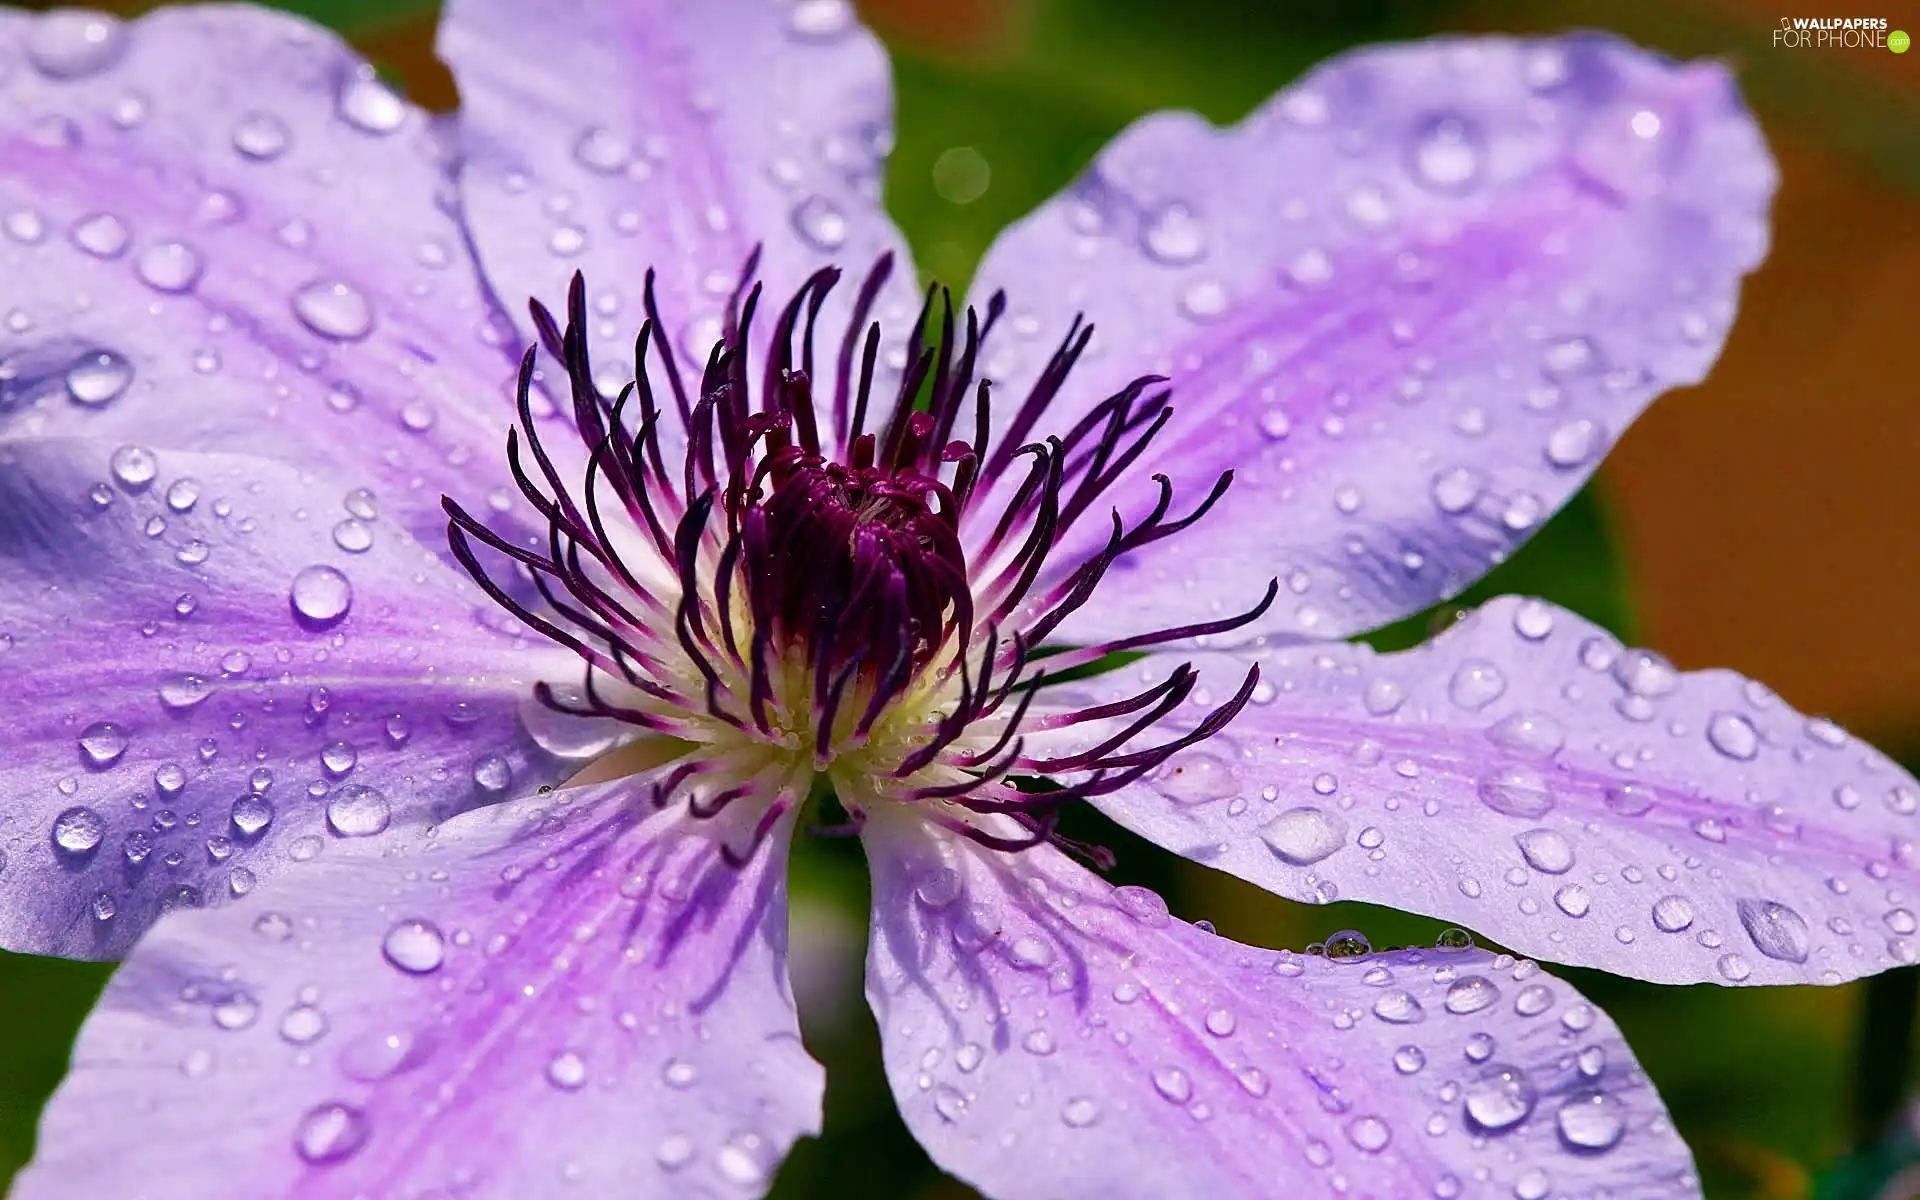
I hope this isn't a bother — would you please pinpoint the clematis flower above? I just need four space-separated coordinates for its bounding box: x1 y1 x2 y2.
1 0 1900 1196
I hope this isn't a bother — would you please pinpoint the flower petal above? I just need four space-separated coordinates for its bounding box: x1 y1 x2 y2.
0 5 528 554
969 34 1774 642
438 0 921 451
16 778 820 1199
0 438 583 958
863 812 1696 1198
1040 595 1920 986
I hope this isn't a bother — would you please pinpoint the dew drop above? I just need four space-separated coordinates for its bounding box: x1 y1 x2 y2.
231 112 291 160
336 65 407 134
1514 829 1574 875
1486 711 1566 758
1140 202 1206 264
790 195 849 250
1155 752 1235 805
1372 990 1425 1024
1545 419 1603 468
1707 712 1761 761
1259 807 1348 866
1477 766 1555 819
1431 466 1482 514
1737 898 1810 964
292 281 375 342
382 918 446 974
1651 894 1695 933
110 444 158 490
71 213 129 259
26 10 126 79
1462 1064 1536 1133
1556 1092 1625 1152
331 518 375 553
1060 1096 1101 1128
77 720 129 768
546 1050 588 1091
51 806 106 856
1444 975 1499 1015
1345 1115 1392 1153
293 1102 369 1165
1409 114 1482 190
326 784 391 837
136 241 203 293
290 565 353 627
1448 659 1507 710
159 674 211 711
280 1004 329 1045
65 350 133 407
230 793 274 839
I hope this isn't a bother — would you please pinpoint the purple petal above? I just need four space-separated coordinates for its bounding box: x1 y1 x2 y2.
863 814 1695 1197
17 778 820 1198
1039 595 1920 986
969 34 1773 642
0 438 585 958
0 5 529 555
438 0 921 450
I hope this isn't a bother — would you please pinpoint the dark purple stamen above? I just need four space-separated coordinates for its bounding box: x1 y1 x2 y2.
444 255 1273 870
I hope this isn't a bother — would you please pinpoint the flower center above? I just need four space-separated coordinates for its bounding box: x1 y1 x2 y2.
446 255 1274 864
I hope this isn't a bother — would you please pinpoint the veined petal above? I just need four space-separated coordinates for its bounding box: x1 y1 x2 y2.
16 777 821 1199
862 812 1696 1198
0 438 584 958
438 0 921 454
0 5 529 555
969 34 1773 643
1042 595 1920 986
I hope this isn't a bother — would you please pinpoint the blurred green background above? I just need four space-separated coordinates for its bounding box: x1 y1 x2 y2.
6 0 1920 1197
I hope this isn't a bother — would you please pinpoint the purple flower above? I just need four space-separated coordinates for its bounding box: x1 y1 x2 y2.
0 0 1885 1195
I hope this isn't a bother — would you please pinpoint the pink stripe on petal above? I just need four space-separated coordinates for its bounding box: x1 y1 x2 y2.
17 779 820 1199
862 813 1696 1198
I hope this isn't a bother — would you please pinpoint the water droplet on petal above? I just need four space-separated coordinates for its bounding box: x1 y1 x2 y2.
230 793 274 839
294 1102 369 1165
1372 990 1425 1024
546 1049 588 1090
1345 1115 1391 1153
790 195 848 250
1651 894 1695 932
1553 884 1591 918
1448 659 1507 710
231 111 291 160
136 241 203 293
52 806 106 856
1409 114 1483 190
109 445 158 492
159 673 211 710
1545 419 1603 468
1060 1096 1101 1127
1444 975 1499 1015
1737 898 1810 963
66 350 133 407
1462 1064 1536 1133
290 565 352 627
1515 829 1574 874
1512 600 1555 640
336 65 407 134
331 518 375 553
573 126 631 173
326 784 391 837
1478 766 1554 818
280 1004 329 1045
1486 711 1565 758
1707 712 1760 760
1141 202 1206 264
77 720 128 767
382 918 446 974
1259 807 1347 865
27 10 126 79
788 0 854 38
292 281 374 342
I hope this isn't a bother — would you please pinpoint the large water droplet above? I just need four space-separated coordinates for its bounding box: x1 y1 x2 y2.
1409 114 1482 190
1477 766 1555 819
1462 1063 1536 1133
1737 898 1810 964
1059 1096 1101 1127
1444 975 1500 1015
1372 990 1425 1024
1486 711 1565 758
1432 467 1482 514
1514 829 1574 874
1140 202 1206 264
71 217 128 261
788 0 854 39
52 806 106 856
326 784 391 837
1707 711 1760 761
159 674 211 710
1447 659 1507 710
382 918 446 974
290 565 353 627
1556 1092 1625 1152
292 281 375 342
1155 752 1235 805
1345 1115 1392 1154
1545 419 1603 468
1259 807 1348 865
231 111 291 160
230 793 274 839
336 65 407 134
790 195 848 250
77 720 128 767
546 1049 588 1090
294 1102 369 1165
1651 894 1695 933
110 444 157 490
136 241 204 293
280 1004 329 1045
27 10 126 79
66 350 133 407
